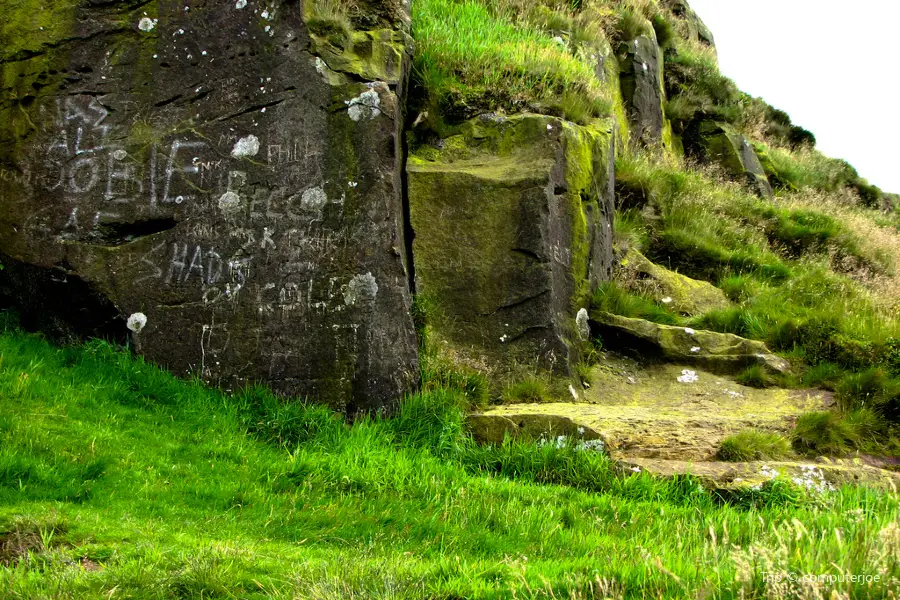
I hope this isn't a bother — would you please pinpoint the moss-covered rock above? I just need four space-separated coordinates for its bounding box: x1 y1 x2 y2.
590 312 790 375
685 120 773 198
618 248 730 316
408 114 615 380
0 0 418 413
466 412 604 446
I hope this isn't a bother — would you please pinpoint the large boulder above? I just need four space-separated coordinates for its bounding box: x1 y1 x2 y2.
0 0 419 413
618 36 666 146
685 121 774 198
408 115 615 376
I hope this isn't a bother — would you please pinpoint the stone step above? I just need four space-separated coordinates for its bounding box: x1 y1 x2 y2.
470 363 830 461
617 458 900 492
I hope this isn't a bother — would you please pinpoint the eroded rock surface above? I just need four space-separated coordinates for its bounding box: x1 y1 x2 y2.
408 114 615 376
0 0 418 412
590 312 790 375
618 36 666 146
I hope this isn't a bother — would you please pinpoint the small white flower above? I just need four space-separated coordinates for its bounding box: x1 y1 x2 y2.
661 297 673 304
630 466 642 473
691 346 701 353
127 312 148 334
684 327 696 335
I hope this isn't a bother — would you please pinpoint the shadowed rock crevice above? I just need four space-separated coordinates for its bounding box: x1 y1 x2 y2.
0 253 126 345
90 217 178 246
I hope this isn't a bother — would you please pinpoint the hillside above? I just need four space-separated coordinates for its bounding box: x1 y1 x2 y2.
1 317 899 598
2 0 900 597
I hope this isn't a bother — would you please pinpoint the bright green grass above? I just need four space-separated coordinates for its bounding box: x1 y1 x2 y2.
412 0 611 124
0 319 898 598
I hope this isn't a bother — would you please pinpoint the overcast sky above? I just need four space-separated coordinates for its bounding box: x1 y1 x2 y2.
688 0 900 194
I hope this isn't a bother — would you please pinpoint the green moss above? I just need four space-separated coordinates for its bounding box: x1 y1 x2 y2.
310 29 410 84
0 0 79 62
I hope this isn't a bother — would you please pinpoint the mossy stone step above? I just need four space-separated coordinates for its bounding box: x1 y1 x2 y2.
589 312 790 375
469 363 830 461
617 458 900 492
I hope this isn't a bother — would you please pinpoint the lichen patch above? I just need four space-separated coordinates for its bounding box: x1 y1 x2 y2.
347 89 381 122
231 135 260 158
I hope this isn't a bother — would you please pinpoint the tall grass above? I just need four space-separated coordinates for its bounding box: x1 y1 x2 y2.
1 317 898 597
412 0 611 124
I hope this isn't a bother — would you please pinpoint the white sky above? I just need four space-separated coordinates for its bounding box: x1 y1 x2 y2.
687 0 900 194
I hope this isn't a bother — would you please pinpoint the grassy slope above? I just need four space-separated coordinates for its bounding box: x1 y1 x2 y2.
1 320 899 598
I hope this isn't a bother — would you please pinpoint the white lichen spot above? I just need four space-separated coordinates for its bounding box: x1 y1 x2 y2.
231 135 260 158
314 57 328 76
642 62 648 71
343 273 379 306
112 149 128 161
347 89 381 121
217 191 241 214
677 369 698 384
138 17 156 32
575 308 590 341
691 346 701 353
236 0 247 7
300 186 328 211
127 312 148 334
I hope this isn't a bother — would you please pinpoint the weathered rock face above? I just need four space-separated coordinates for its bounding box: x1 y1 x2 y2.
618 36 666 146
590 312 790 375
685 121 774 198
0 0 418 412
408 115 615 376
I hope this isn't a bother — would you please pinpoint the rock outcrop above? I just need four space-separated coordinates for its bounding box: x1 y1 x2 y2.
408 115 615 377
590 312 790 375
0 0 418 412
685 121 774 198
618 35 666 146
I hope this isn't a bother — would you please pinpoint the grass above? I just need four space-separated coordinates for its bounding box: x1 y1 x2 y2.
612 152 900 387
792 411 863 456
1 317 899 597
503 375 551 403
717 430 791 462
591 281 679 325
411 0 612 125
